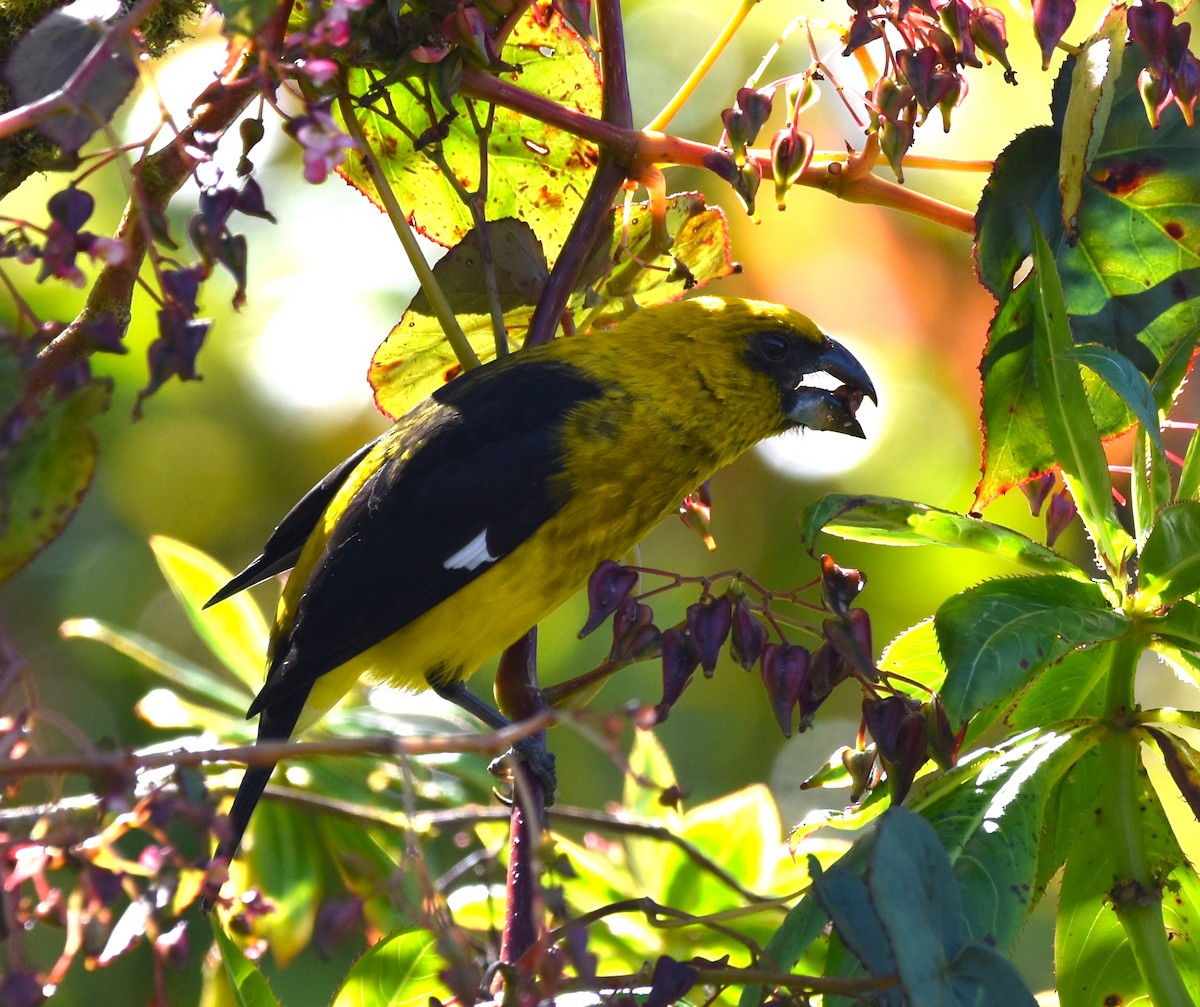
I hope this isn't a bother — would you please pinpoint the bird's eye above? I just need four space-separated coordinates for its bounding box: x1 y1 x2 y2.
757 333 790 363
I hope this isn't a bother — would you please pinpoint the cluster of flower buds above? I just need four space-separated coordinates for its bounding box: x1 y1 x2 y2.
579 554 882 740
1129 0 1200 127
0 186 126 290
1019 472 1078 547
713 87 774 214
840 0 1015 178
859 690 960 802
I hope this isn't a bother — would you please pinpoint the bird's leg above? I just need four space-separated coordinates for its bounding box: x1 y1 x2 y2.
430 678 557 804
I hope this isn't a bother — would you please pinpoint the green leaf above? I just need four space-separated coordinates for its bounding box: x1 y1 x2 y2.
331 929 445 1007
869 808 963 1006
58 617 252 717
211 0 280 35
1057 6 1127 231
149 535 269 692
800 494 1088 579
245 802 324 965
1055 748 1193 1006
341 8 600 258
1176 426 1200 502
622 728 681 895
974 49 1200 505
945 944 1038 1007
211 918 282 1007
368 195 732 418
811 864 896 977
879 618 947 695
913 726 1100 951
660 785 779 913
934 575 1128 728
1028 215 1128 569
1063 343 1164 457
0 375 109 584
1138 502 1200 608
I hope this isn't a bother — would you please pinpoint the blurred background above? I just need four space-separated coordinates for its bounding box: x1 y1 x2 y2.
3 0 1177 999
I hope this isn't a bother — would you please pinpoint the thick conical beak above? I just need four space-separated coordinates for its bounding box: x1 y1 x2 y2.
788 338 876 438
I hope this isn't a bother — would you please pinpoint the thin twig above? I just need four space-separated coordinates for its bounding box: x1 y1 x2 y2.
0 711 556 779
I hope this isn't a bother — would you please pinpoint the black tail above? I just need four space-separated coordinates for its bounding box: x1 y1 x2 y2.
204 690 309 909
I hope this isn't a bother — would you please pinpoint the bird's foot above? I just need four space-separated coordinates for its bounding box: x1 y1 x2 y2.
489 735 557 807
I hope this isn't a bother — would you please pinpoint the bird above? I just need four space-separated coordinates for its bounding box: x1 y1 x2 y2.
203 295 876 876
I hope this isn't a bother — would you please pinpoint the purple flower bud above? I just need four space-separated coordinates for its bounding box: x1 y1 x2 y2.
199 185 237 236
580 560 640 637
687 595 732 677
721 105 749 149
730 598 768 670
235 178 276 222
161 266 202 313
969 6 1015 81
658 626 700 719
1045 488 1077 546
843 12 883 55
820 554 866 617
47 186 94 231
453 5 499 65
646 955 699 1007
1129 1 1176 76
609 597 658 662
314 897 364 959
736 87 774 144
1032 0 1077 70
823 609 877 683
1021 471 1056 516
760 643 811 737
897 48 949 117
1171 51 1200 126
702 148 738 185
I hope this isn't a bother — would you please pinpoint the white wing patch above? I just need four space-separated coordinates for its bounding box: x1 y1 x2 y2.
443 529 498 571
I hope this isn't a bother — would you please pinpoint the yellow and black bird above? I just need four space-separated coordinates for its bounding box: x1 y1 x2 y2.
204 296 875 868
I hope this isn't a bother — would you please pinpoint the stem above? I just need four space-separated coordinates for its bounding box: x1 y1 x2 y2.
646 0 760 131
1098 629 1193 1007
337 94 479 373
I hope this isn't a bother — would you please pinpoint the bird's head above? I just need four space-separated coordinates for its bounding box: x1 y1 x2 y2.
689 298 877 439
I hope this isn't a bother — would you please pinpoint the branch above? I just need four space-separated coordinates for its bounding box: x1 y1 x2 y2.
0 711 556 779
26 10 289 395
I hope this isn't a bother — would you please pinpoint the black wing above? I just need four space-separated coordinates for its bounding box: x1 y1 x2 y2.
204 437 382 608
249 358 605 713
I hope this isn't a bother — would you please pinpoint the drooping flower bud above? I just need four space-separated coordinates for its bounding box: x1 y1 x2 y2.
1137 67 1171 129
1171 51 1200 126
760 643 811 737
843 12 883 56
1045 488 1077 546
1021 471 1056 517
823 608 877 683
609 597 660 662
1128 1 1176 76
923 695 961 770
969 6 1015 82
686 595 732 677
820 554 865 617
771 126 814 208
736 87 774 144
657 626 700 720
1031 0 1077 70
48 186 94 231
729 598 768 670
579 560 639 637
